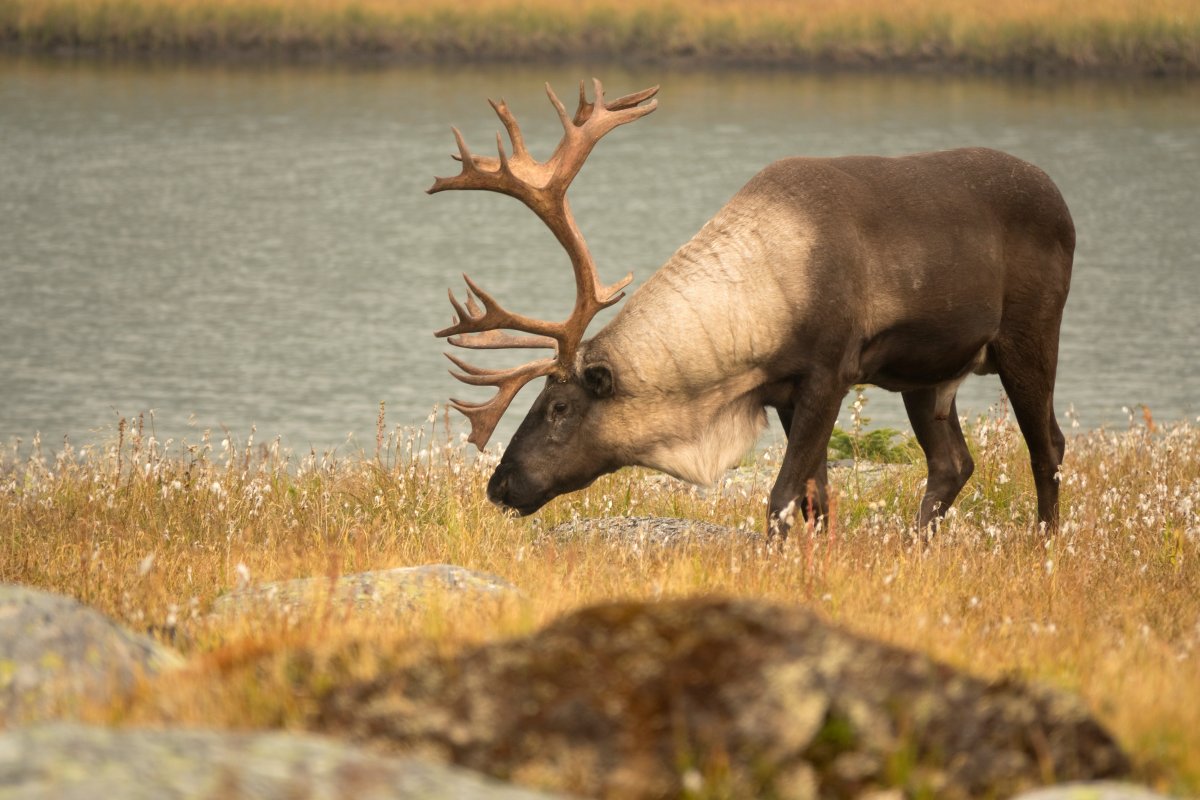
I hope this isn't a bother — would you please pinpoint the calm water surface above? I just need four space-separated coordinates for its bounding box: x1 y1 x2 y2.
1 58 1198 453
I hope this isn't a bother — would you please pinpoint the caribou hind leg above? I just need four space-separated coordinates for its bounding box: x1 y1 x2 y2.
903 387 974 532
993 336 1066 531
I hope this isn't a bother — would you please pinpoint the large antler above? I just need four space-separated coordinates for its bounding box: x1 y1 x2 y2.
429 78 659 449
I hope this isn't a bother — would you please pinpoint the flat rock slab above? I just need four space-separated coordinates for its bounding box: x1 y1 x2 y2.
0 723 573 799
315 597 1130 800
544 516 758 548
0 584 182 723
211 564 519 621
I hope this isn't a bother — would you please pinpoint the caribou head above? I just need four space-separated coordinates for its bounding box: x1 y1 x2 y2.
428 79 657 515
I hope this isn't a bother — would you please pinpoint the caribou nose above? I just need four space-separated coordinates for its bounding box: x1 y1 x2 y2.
486 465 512 508
487 463 544 516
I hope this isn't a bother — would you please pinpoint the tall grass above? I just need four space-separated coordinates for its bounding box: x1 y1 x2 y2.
2 0 1199 75
2 406 1199 793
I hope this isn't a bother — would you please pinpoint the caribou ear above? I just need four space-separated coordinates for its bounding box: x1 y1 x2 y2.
582 363 615 398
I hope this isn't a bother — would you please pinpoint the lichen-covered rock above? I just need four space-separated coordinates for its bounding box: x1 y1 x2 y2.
211 564 519 621
0 723 574 799
0 584 183 723
544 516 757 548
314 597 1130 800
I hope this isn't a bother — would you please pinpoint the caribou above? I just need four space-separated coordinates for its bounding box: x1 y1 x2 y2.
428 79 1074 539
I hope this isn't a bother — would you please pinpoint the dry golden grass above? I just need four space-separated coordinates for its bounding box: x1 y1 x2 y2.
2 405 1198 793
2 0 1199 73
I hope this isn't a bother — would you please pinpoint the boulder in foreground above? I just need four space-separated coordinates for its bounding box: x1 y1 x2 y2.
0 584 182 723
315 597 1130 799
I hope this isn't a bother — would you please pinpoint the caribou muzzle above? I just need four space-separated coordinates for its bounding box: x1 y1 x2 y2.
487 459 603 516
486 463 546 516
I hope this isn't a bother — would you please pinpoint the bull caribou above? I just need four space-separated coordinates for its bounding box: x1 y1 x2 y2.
429 79 1074 539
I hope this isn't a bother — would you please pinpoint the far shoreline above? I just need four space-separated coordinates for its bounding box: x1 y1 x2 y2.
3 0 1197 81
4 44 1195 82
3 41 1196 81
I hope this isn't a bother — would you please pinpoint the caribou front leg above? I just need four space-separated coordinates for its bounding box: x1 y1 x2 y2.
768 378 843 539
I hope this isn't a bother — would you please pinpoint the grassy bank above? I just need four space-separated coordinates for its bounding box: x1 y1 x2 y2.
2 408 1199 792
2 0 1199 76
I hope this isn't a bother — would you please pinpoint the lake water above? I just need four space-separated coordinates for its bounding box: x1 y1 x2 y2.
2 58 1198 455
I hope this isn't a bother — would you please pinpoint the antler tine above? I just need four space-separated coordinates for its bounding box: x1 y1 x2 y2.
605 83 661 112
544 81 575 139
445 352 555 384
448 330 558 350
583 78 659 138
445 354 557 449
489 98 529 163
572 80 590 125
595 270 635 307
450 127 478 173
572 79 661 126
434 274 564 342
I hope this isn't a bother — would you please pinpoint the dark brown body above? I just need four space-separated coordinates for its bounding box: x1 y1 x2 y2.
768 148 1072 532
487 147 1075 536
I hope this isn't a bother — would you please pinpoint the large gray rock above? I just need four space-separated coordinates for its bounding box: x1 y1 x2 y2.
315 597 1130 800
0 584 182 723
0 723 573 799
211 564 519 621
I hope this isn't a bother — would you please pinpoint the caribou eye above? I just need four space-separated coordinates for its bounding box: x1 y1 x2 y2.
551 400 570 417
